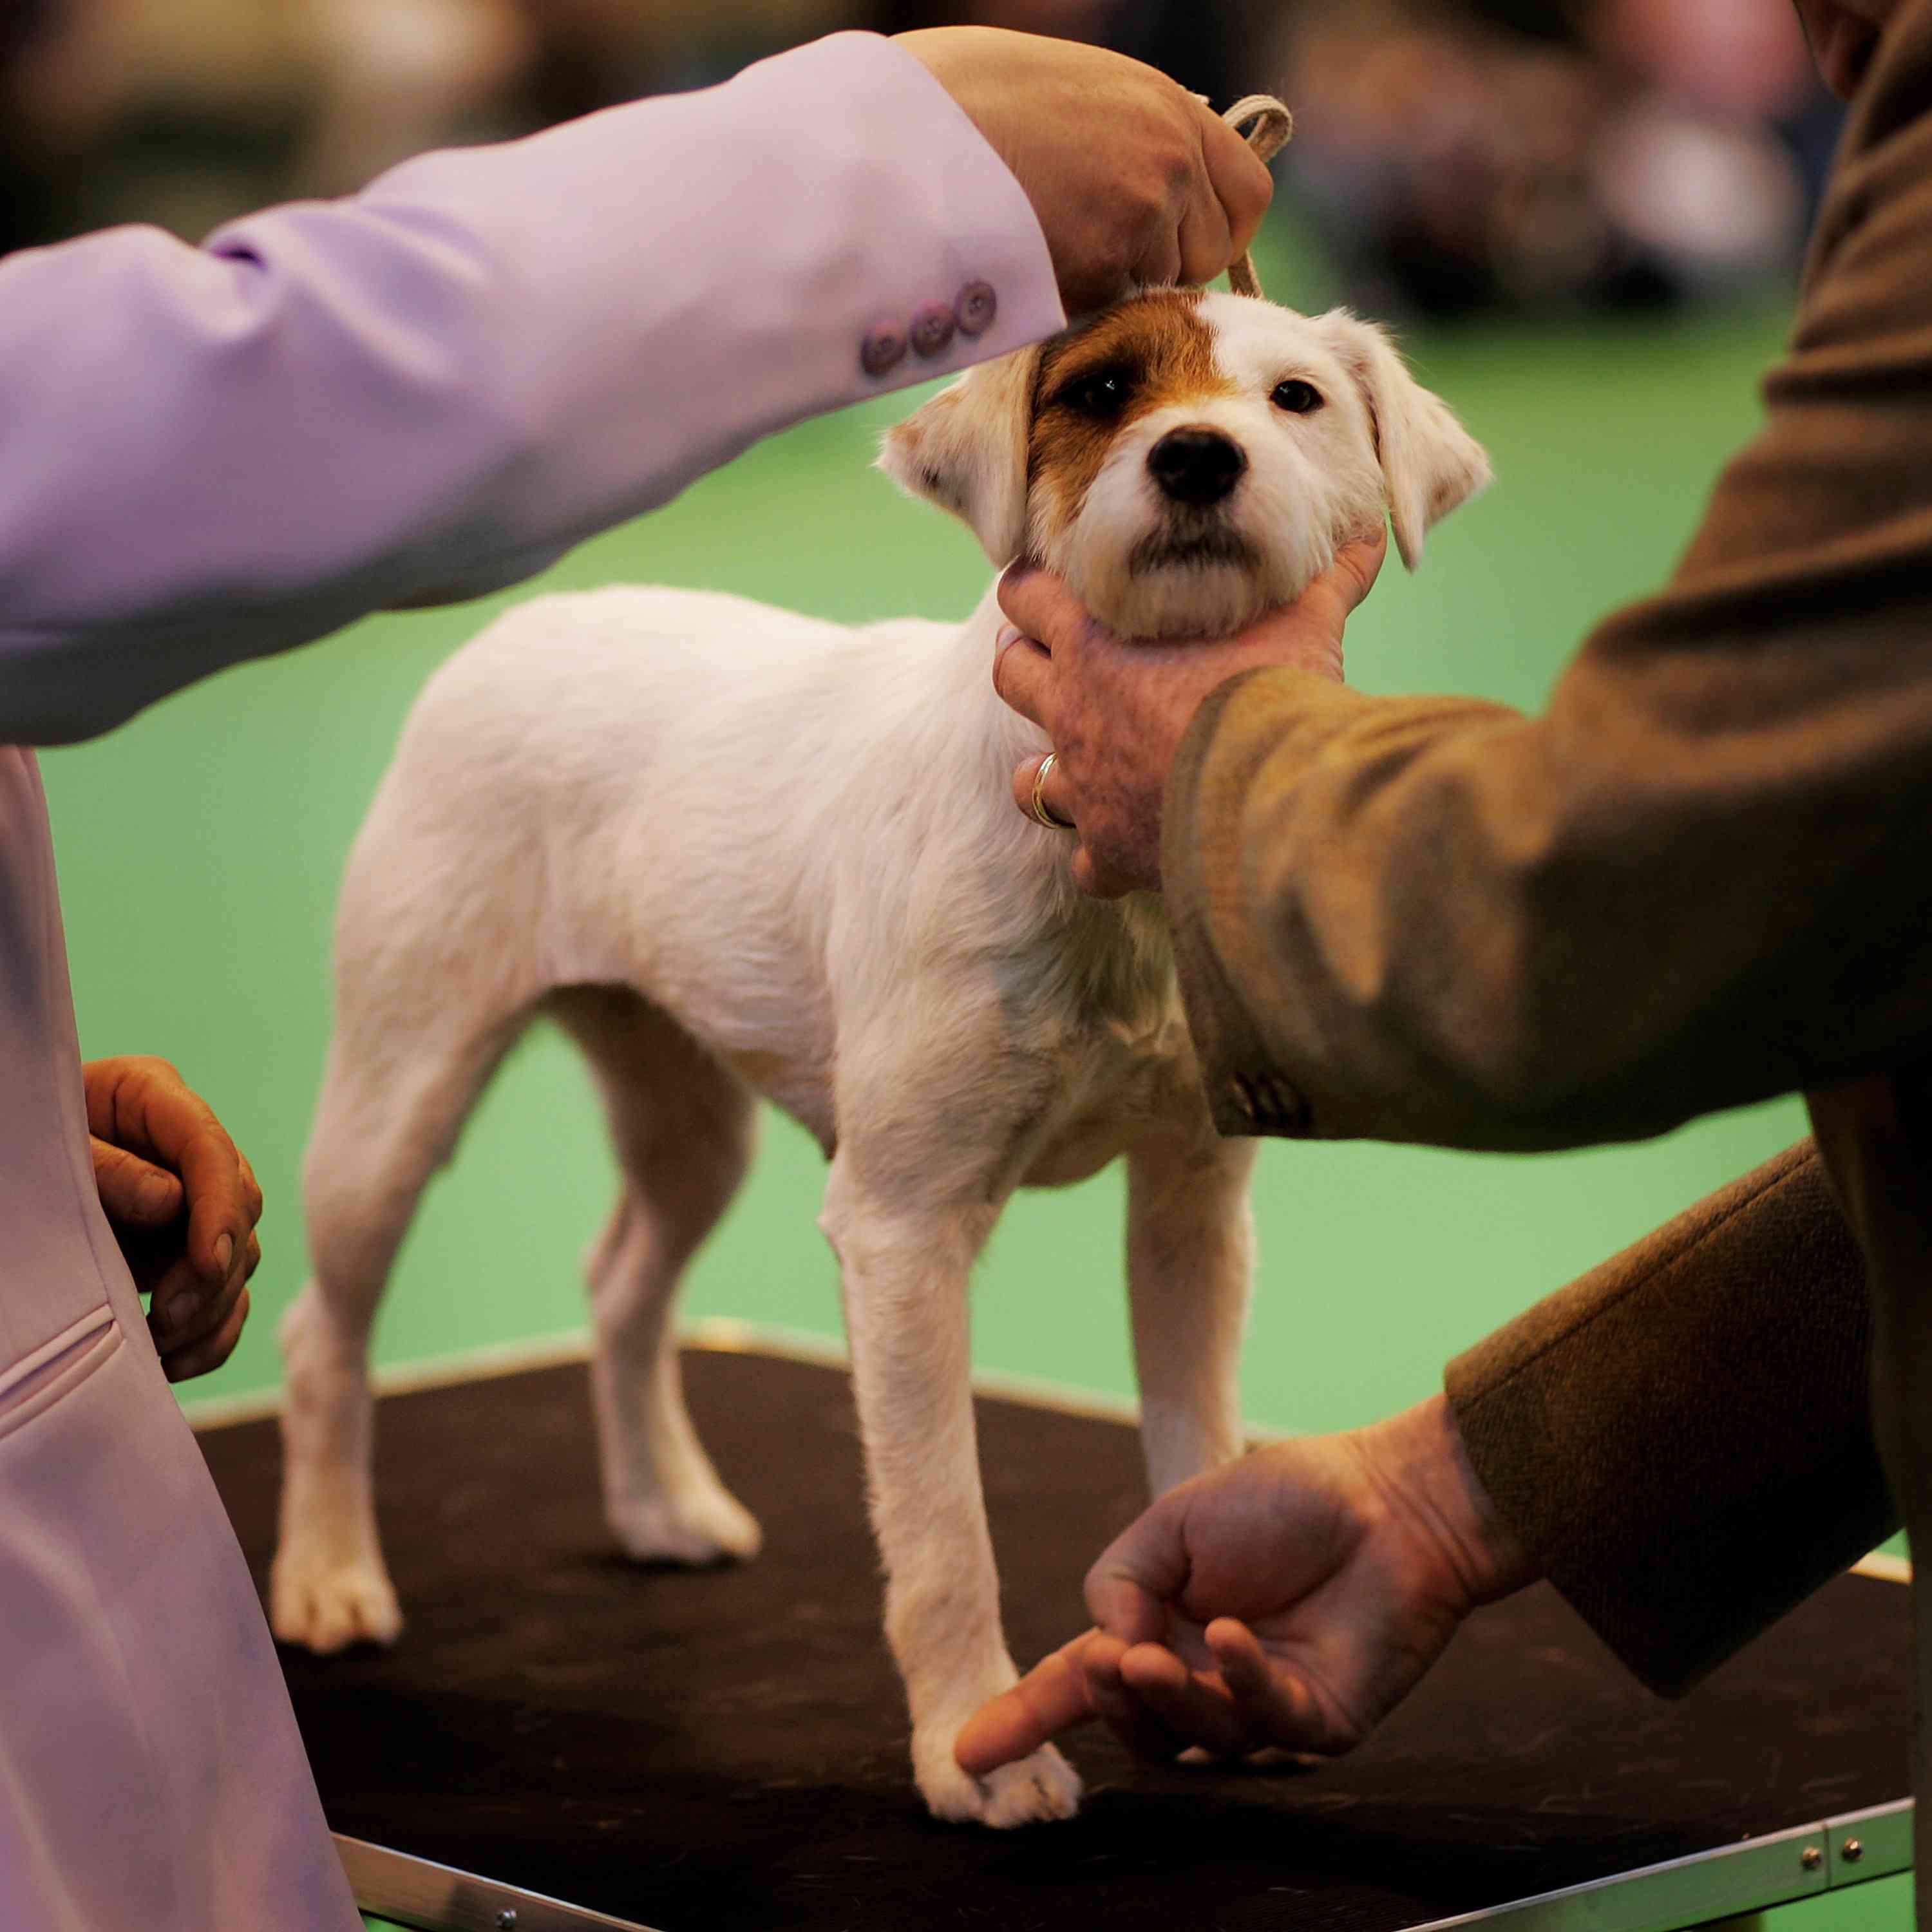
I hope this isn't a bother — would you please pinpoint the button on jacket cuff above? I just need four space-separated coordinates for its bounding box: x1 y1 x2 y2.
956 279 998 336
860 321 909 378
908 299 959 359
862 278 1004 379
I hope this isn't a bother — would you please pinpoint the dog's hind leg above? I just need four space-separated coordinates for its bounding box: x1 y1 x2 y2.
274 752 551 1655
273 984 531 1653
551 985 762 1567
1126 1132 1258 1498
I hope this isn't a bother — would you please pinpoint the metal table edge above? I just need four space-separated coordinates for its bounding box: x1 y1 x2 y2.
338 1834 663 1932
1408 1798 1913 1931
341 1802 1912 1932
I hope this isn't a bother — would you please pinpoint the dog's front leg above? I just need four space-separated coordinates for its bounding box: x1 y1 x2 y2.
1126 1133 1259 1498
820 1158 1082 1828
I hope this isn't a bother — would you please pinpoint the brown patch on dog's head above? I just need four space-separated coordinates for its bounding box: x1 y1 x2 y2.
877 289 1240 568
1028 291 1238 551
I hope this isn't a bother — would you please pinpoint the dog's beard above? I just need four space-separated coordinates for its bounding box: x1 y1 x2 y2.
1126 520 1261 577
1044 474 1339 641
1071 536 1300 641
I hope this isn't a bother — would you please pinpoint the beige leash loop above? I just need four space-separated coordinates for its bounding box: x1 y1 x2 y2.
1221 94 1293 299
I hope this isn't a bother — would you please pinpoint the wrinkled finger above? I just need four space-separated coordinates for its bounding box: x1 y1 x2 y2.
176 1122 254 1293
118 1225 180 1297
1329 528 1390 614
998 564 1106 664
1175 151 1234 287
1084 1636 1193 1761
1085 1490 1195 1645
90 1061 254 1293
1071 844 1138 901
1206 1618 1337 1754
954 1635 1100 1775
1268 531 1386 659
992 627 1055 731
145 1255 201 1344
238 1150 265 1231
90 1136 183 1229
1224 530 1390 682
1117 1640 1249 1757
140 1255 199 1337
1197 104 1275 256
1131 220 1184 292
151 1252 247 1356
164 1287 250 1383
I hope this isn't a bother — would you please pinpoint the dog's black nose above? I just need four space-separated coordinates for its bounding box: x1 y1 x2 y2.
1146 428 1247 506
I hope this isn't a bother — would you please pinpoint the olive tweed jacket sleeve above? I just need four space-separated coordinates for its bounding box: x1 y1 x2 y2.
1444 1139 1889 1696
1164 7 1932 1152
1160 12 1932 1689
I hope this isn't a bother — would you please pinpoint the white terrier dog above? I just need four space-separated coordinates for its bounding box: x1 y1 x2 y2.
272 289 1490 1828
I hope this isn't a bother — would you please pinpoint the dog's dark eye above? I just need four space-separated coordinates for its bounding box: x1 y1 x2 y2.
1056 368 1134 420
1271 379 1323 415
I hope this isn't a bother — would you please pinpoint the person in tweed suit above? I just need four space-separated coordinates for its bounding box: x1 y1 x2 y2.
966 0 1932 1907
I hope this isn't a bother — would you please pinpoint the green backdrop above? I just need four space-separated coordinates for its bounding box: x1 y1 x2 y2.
35 229 1908 1928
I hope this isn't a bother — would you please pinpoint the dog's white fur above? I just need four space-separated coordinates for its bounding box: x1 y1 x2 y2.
272 291 1489 1828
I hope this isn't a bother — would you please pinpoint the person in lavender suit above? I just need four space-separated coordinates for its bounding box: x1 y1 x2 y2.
0 28 1271 1929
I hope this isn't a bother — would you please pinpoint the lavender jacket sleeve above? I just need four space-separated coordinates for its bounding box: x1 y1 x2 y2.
0 30 1062 744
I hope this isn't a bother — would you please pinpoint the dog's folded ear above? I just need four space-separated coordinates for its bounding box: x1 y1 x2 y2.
876 346 1041 566
1315 314 1492 571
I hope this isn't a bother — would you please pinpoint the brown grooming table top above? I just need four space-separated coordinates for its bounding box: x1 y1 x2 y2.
198 1345 1911 1932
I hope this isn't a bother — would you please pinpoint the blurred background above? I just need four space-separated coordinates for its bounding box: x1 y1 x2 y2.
6 11 1904 1927
3 0 1843 313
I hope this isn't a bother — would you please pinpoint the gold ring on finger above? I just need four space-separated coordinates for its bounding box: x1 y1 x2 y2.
1029 752 1075 832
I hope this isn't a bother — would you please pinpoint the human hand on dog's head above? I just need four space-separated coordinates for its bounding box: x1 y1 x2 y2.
893 27 1273 313
994 531 1384 898
952 1394 1535 1777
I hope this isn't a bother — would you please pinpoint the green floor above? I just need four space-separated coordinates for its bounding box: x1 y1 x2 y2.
38 226 1909 1927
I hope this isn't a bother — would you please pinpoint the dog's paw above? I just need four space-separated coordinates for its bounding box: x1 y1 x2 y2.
269 1547 403 1654
980 1747 1085 1828
608 1482 763 1567
915 1731 1083 1828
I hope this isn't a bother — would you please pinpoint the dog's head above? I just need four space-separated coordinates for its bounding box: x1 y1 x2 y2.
879 289 1490 638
